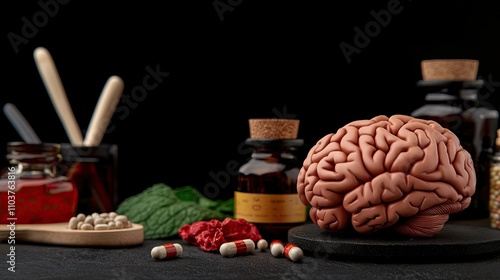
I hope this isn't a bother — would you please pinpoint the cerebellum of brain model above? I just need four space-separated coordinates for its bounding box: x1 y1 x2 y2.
297 114 476 237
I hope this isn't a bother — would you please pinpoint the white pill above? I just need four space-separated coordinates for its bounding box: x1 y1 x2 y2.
76 213 86 221
151 243 183 260
114 215 128 223
81 223 94 230
94 224 108 230
270 240 284 257
109 212 118 219
94 217 106 225
257 239 268 251
108 221 116 229
219 239 255 257
100 212 109 218
68 217 79 229
84 216 94 225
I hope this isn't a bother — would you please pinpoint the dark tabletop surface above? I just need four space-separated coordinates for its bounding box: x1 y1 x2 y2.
1 219 500 280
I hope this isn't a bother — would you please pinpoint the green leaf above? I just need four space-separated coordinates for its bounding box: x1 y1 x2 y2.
116 183 233 239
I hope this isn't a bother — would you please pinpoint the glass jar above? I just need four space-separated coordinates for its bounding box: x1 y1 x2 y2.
0 142 78 224
235 138 306 241
412 80 499 219
58 143 118 214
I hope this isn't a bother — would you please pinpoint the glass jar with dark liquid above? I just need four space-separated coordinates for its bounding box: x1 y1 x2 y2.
0 142 78 224
411 80 499 219
236 138 306 241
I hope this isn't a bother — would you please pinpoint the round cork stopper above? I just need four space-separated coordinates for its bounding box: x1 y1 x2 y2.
249 119 299 139
421 59 479 81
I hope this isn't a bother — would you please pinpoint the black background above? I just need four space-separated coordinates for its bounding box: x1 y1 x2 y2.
2 0 500 203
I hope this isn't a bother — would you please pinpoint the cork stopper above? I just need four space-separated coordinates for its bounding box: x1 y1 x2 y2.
249 119 299 139
421 59 479 81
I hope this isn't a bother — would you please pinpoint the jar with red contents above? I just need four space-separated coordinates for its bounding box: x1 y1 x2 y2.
0 142 78 224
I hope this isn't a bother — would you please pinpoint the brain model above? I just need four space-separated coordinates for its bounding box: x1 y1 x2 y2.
297 114 476 237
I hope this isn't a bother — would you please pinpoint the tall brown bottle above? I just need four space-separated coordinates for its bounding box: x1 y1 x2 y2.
235 119 307 241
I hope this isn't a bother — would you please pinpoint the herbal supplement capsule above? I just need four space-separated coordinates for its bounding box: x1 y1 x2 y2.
270 240 284 257
256 239 268 251
284 243 303 262
68 217 79 229
151 243 183 260
76 213 86 221
80 223 94 230
219 239 255 257
94 224 108 230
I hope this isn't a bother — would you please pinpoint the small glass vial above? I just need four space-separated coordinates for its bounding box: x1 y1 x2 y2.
235 119 307 241
489 130 500 229
0 142 78 224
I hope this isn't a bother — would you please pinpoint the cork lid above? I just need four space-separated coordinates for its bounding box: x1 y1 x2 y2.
249 119 299 139
421 59 479 81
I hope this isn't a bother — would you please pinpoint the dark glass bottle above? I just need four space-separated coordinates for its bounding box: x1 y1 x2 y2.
236 138 306 241
489 130 500 229
412 80 499 219
0 142 78 224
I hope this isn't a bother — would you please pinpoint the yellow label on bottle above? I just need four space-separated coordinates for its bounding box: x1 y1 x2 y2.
234 191 306 223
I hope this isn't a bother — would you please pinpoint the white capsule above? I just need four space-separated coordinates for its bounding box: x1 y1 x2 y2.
219 239 255 257
270 240 284 257
94 224 108 230
84 216 94 225
151 243 183 260
76 213 86 221
284 243 303 262
68 217 79 229
80 223 94 230
114 215 128 223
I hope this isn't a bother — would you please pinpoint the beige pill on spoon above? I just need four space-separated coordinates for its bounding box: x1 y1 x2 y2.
68 217 79 229
94 224 108 230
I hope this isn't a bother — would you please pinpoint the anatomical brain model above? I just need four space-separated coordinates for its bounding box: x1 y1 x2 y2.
297 114 476 237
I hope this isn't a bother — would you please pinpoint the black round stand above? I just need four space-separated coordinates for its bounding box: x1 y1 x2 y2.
288 223 500 261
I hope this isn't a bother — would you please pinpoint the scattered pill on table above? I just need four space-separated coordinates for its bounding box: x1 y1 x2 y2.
284 243 303 262
219 239 255 257
151 243 183 260
270 240 284 257
257 239 268 251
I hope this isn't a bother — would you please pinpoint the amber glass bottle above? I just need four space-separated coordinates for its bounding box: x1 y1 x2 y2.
0 142 78 224
412 80 498 219
235 119 306 241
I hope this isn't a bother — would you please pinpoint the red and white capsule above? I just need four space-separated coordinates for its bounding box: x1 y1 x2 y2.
270 240 284 257
219 239 255 257
151 243 183 260
284 243 303 262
